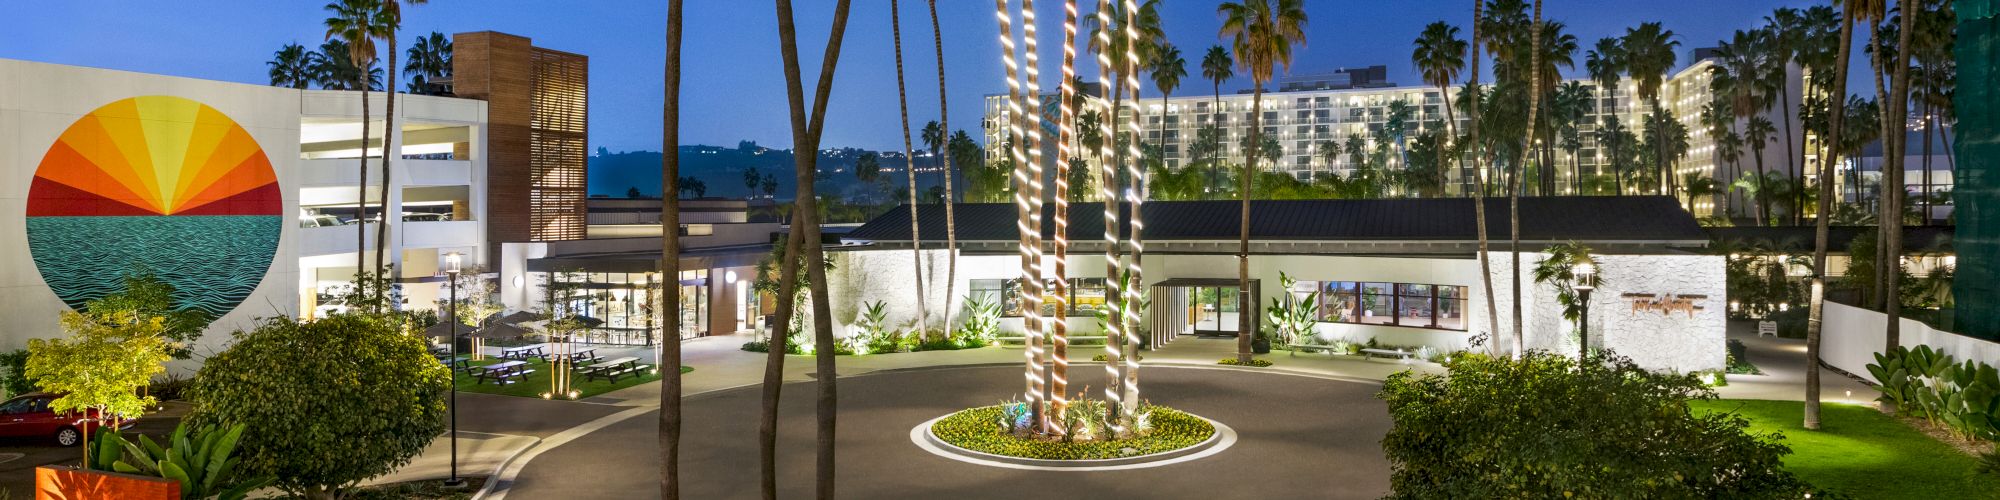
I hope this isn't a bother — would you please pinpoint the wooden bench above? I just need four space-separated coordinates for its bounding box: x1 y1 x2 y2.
1288 344 1342 356
473 360 534 385
500 346 546 362
1359 348 1415 361
582 357 646 383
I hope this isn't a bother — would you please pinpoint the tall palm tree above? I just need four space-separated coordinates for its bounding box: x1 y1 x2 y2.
1621 22 1679 196
1200 45 1233 198
1909 3 1953 225
924 1 960 346
324 0 386 307
1466 0 1501 355
1584 36 1624 190
268 43 320 89
1507 0 1543 362
403 31 451 95
1765 7 1808 225
890 0 929 337
1146 42 1184 351
1807 0 1868 431
1744 116 1777 225
766 0 853 496
1882 0 1916 357
1412 21 1467 197
1218 0 1306 364
658 2 684 497
372 0 427 288
1550 81 1590 194
1151 44 1187 164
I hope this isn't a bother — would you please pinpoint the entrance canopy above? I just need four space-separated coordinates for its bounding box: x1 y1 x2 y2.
1152 277 1259 288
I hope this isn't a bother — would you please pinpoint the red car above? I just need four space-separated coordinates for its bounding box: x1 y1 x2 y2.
0 393 135 446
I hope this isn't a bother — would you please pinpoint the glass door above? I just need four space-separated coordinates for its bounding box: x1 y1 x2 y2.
1188 286 1240 336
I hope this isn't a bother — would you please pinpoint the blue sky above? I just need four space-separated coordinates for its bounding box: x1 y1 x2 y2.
0 0 1827 153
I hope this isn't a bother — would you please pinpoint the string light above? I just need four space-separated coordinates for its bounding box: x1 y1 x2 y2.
1117 0 1144 419
1020 0 1051 434
1047 0 1081 425
994 0 1044 429
1093 0 1125 430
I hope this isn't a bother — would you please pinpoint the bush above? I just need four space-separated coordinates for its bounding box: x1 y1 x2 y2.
87 422 274 500
1726 340 1763 375
929 404 1213 460
1378 351 1817 498
1868 345 2000 441
1217 358 1271 367
0 349 35 397
1769 307 1808 339
185 314 449 499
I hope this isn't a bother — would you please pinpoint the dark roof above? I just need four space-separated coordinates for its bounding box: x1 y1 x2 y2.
847 196 1708 243
1705 225 1955 254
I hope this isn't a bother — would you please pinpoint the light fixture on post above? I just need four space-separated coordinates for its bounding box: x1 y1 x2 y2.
1573 261 1596 360
442 251 465 489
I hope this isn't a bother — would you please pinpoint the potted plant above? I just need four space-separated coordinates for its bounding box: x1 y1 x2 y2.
1252 326 1273 354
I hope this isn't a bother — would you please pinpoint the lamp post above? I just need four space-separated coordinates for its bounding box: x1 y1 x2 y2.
1573 261 1596 360
443 252 464 489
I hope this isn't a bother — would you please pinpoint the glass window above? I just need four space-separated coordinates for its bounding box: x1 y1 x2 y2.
1321 281 1357 322
1072 278 1108 317
1358 283 1396 325
1396 284 1434 328
970 279 1004 312
1000 279 1027 317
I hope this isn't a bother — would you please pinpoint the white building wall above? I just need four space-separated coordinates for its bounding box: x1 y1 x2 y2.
1823 302 2000 384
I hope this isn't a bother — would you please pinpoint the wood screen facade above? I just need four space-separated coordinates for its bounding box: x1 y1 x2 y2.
454 31 588 256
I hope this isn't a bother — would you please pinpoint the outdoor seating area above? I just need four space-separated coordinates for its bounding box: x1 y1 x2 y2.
501 345 548 362
471 360 535 385
582 356 649 382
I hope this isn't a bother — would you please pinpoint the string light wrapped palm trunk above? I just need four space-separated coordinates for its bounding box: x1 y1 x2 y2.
1048 0 1081 426
996 0 1047 433
1092 0 1127 431
890 0 927 338
1117 0 1144 417
1020 0 1052 433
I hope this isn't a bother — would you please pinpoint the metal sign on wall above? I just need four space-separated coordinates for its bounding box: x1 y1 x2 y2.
1621 293 1708 318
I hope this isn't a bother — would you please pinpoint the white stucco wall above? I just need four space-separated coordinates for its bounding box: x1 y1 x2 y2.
1823 302 2000 384
822 247 1727 371
0 59 305 356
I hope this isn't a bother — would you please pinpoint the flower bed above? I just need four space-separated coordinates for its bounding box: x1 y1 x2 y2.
929 405 1214 461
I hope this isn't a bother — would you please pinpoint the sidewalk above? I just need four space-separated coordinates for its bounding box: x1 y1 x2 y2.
1715 320 1876 403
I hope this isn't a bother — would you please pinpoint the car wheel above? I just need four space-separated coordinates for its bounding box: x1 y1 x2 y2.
54 427 81 447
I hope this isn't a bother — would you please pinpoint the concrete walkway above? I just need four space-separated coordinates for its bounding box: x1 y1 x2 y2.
1716 320 1877 403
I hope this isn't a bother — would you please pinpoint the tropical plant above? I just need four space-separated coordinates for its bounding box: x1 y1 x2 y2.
88 422 275 500
888 0 930 338
1264 272 1317 346
960 295 1001 347
1803 0 1863 431
183 314 447 500
324 0 387 307
402 31 451 95
1529 242 1598 356
1380 351 1816 498
26 310 170 462
1218 0 1306 364
266 43 321 89
1200 45 1233 197
83 274 214 359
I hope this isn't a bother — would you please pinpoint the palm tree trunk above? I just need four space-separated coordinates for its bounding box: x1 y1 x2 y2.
1469 0 1500 357
1093 0 1127 424
1781 68 1801 226
377 32 397 286
1120 0 1144 415
1046 0 1079 427
1653 99 1669 196
999 0 1047 433
1755 147 1771 226
890 0 929 336
1236 79 1259 364
1869 29 1892 313
770 1 853 497
1884 1 1916 352
358 85 373 308
1439 83 1458 198
1921 105 1933 225
659 2 684 497
929 0 960 344
1807 11 1858 432
1512 0 1540 359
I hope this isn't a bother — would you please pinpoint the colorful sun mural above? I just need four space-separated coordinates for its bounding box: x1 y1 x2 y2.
25 96 281 318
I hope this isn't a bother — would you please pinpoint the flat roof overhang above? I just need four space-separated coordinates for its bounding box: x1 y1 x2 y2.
847 239 1709 258
526 244 771 274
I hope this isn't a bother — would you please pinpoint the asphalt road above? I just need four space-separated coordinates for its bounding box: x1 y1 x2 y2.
507 364 1394 499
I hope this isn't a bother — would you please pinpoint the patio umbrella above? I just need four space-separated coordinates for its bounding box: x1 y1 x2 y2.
571 315 606 328
496 310 544 325
480 311 505 327
423 320 477 339
472 322 533 339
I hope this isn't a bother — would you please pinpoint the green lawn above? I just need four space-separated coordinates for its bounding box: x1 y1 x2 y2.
450 357 690 399
1690 399 2000 499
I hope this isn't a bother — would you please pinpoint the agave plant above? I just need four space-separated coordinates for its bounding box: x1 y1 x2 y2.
92 422 272 500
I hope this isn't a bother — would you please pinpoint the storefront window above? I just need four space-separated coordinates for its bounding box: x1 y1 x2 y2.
995 278 1113 317
1290 279 1468 332
1359 283 1396 325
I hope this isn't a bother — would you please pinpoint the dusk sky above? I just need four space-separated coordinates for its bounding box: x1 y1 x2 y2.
1 0 1828 153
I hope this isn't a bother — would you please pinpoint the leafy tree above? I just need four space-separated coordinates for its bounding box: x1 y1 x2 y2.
28 309 171 464
677 175 707 198
1379 351 1817 498
184 315 447 500
82 274 214 359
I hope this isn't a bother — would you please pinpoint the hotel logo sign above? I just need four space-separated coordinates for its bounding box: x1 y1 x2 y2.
1621 293 1707 318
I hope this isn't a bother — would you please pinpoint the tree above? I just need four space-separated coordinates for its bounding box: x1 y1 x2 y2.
372 0 430 287
1379 352 1817 498
925 0 963 343
310 39 381 91
1529 242 1598 356
267 43 321 89
1412 21 1467 196
1765 7 1808 225
1219 0 1306 364
1621 22 1680 196
27 310 169 463
1464 0 1501 357
677 176 706 198
1505 0 1546 361
659 2 685 497
889 0 930 337
766 0 852 496
82 274 213 360
402 31 452 95
183 315 446 500
1200 45 1234 199
324 0 388 308
743 166 762 197
1805 0 1867 432
1880 0 1918 358
1744 116 1778 225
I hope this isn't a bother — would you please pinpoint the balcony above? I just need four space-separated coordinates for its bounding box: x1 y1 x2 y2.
296 158 472 188
297 222 379 257
402 220 480 249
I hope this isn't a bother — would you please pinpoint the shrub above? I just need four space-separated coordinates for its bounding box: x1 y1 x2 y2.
0 350 35 398
88 422 274 500
1868 345 2000 441
1769 307 1808 338
1218 358 1272 367
185 314 448 499
930 403 1213 460
1378 351 1816 498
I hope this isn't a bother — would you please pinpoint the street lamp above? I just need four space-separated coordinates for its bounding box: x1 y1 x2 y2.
1573 261 1596 360
443 252 464 489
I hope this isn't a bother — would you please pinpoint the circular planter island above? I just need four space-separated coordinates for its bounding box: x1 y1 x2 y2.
912 405 1237 471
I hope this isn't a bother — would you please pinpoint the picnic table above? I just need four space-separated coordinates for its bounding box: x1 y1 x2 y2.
582 357 648 383
500 345 546 362
442 357 475 373
472 360 534 385
557 348 603 365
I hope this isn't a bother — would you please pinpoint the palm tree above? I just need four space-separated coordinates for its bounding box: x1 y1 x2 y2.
923 0 961 343
403 31 451 95
658 3 684 497
268 43 320 89
1584 36 1624 190
1219 0 1305 364
371 0 427 289
1151 44 1187 165
1507 0 1544 363
1909 3 1953 225
1466 0 1501 355
324 0 385 307
1882 0 1917 362
890 0 930 338
1412 21 1467 198
1200 45 1234 198
1146 42 1185 351
1744 116 1777 225
1550 81 1590 194
1594 115 1630 195
1805 0 1870 431
1765 7 1808 225
766 0 853 496
1621 22 1679 196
